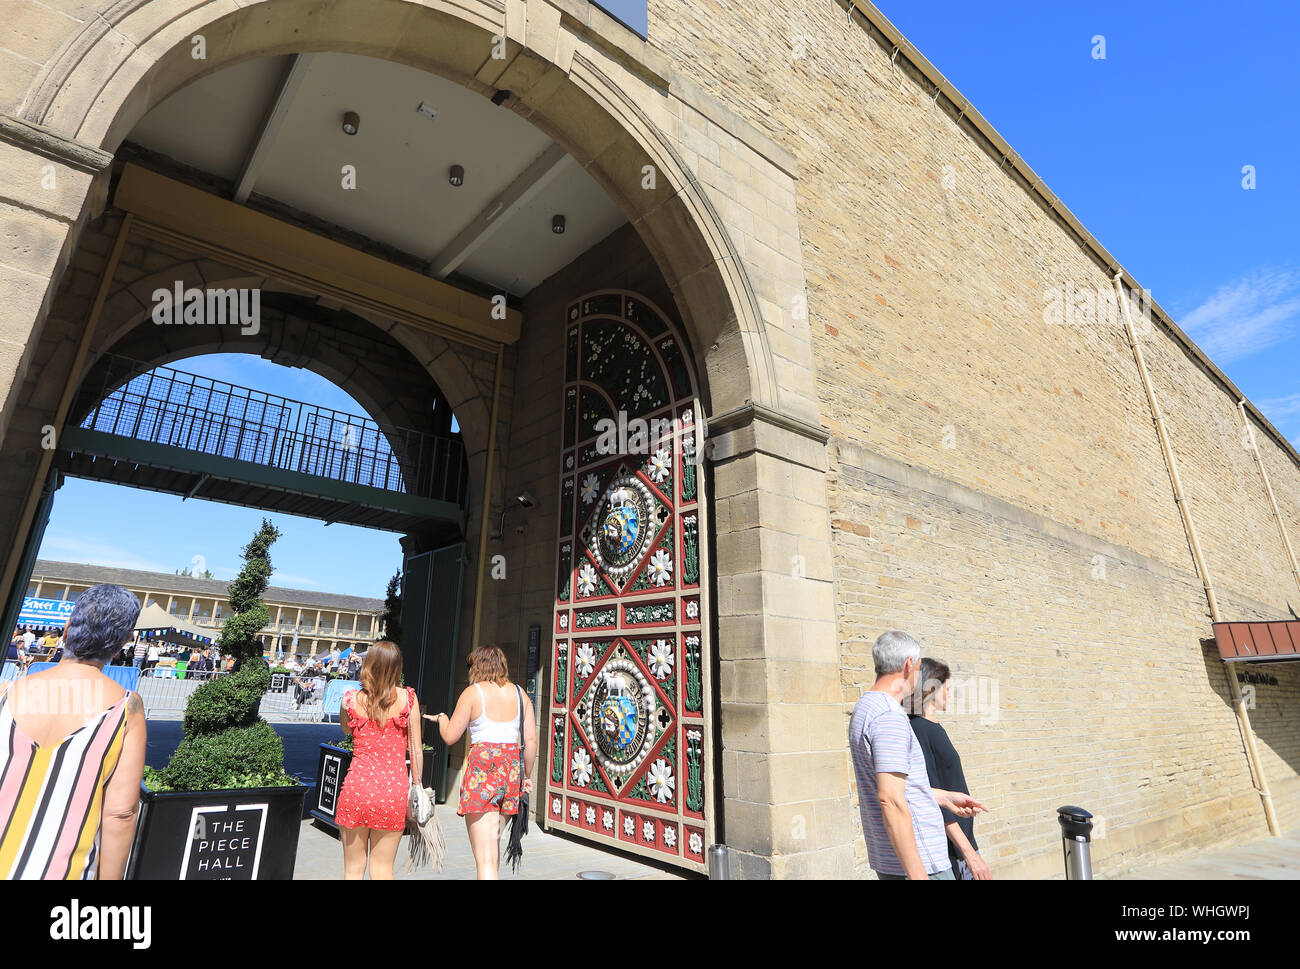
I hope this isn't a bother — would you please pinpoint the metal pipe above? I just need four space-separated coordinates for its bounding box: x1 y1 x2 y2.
707 844 730 880
1238 399 1300 596
470 344 505 649
1113 272 1279 837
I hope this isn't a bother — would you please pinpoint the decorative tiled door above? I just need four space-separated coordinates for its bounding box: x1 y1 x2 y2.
544 291 714 872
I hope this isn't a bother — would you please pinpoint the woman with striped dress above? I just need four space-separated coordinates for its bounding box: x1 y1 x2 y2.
0 584 146 879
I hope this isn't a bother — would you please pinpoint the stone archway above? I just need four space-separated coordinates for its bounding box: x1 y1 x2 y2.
2 0 855 879
76 247 497 505
17 0 778 421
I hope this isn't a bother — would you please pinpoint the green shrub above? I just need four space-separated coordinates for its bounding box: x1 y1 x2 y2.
149 720 292 792
154 519 298 792
181 664 269 736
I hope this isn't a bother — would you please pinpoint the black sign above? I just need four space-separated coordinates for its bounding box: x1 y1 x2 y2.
181 803 268 879
527 623 541 675
318 750 345 816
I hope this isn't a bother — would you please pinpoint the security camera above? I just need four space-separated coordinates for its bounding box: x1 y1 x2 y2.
493 491 537 539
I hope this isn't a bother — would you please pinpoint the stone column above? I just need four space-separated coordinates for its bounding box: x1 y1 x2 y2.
0 116 111 590
707 404 854 879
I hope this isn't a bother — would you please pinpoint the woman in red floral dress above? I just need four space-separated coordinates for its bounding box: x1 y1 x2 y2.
336 640 419 879
426 646 536 880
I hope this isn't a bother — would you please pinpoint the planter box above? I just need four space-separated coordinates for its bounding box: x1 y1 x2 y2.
309 743 437 829
127 782 306 879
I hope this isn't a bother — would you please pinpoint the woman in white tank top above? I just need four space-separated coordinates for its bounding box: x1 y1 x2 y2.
426 645 537 879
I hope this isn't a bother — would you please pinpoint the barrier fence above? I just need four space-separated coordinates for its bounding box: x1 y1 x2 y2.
3 663 347 723
136 668 338 721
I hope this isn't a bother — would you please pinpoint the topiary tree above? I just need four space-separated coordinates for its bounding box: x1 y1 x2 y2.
147 520 294 791
381 568 403 645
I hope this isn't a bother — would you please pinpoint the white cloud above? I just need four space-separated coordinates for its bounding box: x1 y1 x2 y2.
1181 268 1300 363
1263 392 1300 424
37 535 173 574
271 571 323 589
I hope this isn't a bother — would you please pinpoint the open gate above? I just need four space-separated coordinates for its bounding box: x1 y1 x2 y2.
544 291 715 872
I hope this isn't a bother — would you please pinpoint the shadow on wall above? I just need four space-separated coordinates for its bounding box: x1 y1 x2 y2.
1199 637 1300 829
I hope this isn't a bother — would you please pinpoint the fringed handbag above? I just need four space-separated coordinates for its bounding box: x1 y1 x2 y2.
404 689 446 873
503 684 529 873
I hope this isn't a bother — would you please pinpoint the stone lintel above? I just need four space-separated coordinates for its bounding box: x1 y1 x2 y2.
0 113 113 175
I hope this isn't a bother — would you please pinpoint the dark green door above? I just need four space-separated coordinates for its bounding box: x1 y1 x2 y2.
401 541 465 802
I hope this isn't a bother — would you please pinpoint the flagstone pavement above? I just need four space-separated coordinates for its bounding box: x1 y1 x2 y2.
292 814 685 880
1122 829 1300 880
145 717 687 880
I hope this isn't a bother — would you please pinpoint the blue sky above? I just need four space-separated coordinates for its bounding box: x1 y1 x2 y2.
595 1 647 34
40 356 406 599
874 0 1299 443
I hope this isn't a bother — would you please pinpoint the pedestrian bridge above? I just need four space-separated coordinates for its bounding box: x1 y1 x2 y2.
57 354 467 533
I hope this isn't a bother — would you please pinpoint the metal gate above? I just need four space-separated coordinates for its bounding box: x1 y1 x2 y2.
401 542 466 802
544 291 715 872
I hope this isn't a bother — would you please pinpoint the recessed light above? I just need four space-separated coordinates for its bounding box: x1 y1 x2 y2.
341 111 360 135
552 214 566 235
449 165 464 187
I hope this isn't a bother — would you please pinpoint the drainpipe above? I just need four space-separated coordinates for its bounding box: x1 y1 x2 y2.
1238 399 1300 597
1113 272 1279 836
470 344 505 649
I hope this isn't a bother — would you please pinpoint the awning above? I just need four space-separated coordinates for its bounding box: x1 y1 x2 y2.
133 602 218 647
1213 620 1300 662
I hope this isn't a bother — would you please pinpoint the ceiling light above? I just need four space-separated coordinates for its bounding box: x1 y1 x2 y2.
552 214 566 235
341 111 360 136
449 165 464 187
416 102 438 120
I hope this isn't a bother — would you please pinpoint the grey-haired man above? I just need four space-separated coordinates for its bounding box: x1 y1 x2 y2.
849 630 987 880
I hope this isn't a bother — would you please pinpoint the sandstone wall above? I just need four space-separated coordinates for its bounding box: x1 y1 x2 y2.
650 0 1300 875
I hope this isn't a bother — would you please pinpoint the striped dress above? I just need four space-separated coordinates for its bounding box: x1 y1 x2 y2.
0 685 131 879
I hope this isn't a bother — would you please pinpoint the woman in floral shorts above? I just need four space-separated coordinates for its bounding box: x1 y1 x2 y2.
426 646 536 879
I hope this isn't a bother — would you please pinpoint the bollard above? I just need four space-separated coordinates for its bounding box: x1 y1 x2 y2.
1057 805 1094 880
707 844 730 880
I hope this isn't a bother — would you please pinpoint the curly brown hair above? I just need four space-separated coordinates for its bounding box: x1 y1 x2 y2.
466 645 509 685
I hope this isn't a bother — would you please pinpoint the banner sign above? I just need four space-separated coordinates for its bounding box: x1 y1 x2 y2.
16 597 75 628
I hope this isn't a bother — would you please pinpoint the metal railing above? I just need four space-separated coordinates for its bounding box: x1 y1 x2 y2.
72 354 469 505
136 666 228 717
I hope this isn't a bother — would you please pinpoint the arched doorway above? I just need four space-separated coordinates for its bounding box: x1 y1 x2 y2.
2 0 852 878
